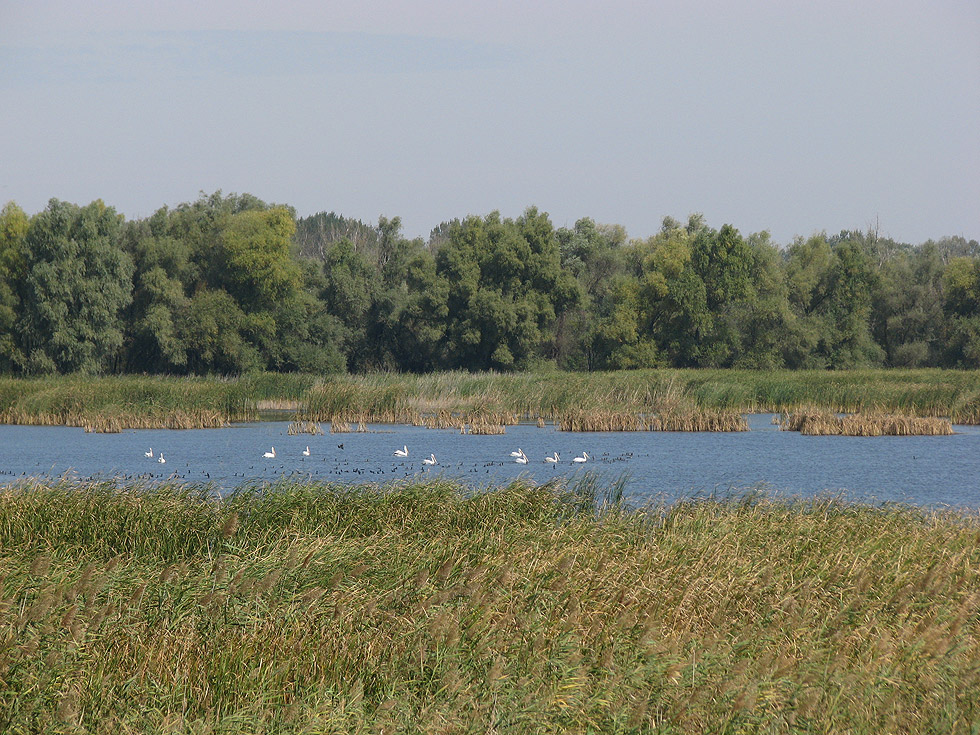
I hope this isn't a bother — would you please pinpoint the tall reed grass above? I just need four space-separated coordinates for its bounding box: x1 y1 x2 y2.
780 409 955 436
0 375 256 430
1 369 978 431
296 369 980 425
1 478 977 733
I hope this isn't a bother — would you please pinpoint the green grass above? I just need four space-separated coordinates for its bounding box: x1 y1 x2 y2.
1 368 979 430
1 478 978 733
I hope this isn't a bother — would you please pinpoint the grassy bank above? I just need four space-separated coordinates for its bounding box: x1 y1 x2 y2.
1 479 978 733
0 368 978 430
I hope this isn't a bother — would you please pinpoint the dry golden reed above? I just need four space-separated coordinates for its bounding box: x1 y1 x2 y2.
329 417 351 433
780 409 954 436
555 408 748 432
287 421 324 436
4 409 232 432
466 420 506 435
422 411 465 431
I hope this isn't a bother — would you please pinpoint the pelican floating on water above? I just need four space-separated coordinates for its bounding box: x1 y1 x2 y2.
515 450 529 465
572 452 589 463
545 452 560 464
264 447 276 459
423 453 437 465
302 446 310 456
510 448 524 457
394 446 409 457
157 453 166 464
145 448 153 458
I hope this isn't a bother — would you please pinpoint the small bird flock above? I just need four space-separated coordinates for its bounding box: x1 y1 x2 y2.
141 444 592 468
0 436 617 490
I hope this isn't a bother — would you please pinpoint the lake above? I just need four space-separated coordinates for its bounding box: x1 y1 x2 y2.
1 414 978 509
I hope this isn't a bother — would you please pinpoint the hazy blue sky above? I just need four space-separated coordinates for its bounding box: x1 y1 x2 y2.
2 0 977 245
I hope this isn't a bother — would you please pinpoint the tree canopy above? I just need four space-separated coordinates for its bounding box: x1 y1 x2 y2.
0 192 976 375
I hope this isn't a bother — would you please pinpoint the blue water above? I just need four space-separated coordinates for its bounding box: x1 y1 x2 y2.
1 415 978 509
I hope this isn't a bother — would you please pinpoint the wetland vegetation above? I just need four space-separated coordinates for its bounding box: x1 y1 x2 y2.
0 369 978 433
1 478 978 733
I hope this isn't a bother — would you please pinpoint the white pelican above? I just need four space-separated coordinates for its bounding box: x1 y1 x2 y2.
394 446 409 457
145 448 153 458
157 453 166 464
545 452 560 464
264 447 276 459
515 450 529 465
423 453 437 465
510 448 523 457
302 446 311 456
572 452 589 463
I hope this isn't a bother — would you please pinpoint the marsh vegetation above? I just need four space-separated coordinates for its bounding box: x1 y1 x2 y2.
0 369 978 432
1 478 977 733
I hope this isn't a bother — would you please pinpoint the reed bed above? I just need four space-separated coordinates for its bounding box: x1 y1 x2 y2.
1 408 231 433
649 409 749 432
555 409 748 432
1 369 979 431
328 418 351 434
0 478 977 733
780 410 955 436
556 410 647 432
422 411 465 431
295 370 980 426
0 375 254 430
287 421 324 436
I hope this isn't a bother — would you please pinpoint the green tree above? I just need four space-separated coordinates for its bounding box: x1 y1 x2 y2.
628 223 711 367
871 243 946 366
725 231 795 369
0 202 29 371
942 256 980 367
269 260 346 373
19 199 133 374
436 208 578 371
119 209 195 373
320 240 379 371
180 289 263 375
377 251 449 373
822 240 884 368
219 207 300 312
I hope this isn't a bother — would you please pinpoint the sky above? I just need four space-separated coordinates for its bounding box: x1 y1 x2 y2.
1 0 978 246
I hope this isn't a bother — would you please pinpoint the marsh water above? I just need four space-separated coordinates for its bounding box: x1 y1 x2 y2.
1 414 978 509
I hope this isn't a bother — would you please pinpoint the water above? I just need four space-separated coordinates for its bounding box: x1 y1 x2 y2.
1 414 978 509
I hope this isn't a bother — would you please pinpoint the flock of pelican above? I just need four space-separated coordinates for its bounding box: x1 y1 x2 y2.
142 443 589 471
145 448 165 464
393 446 438 465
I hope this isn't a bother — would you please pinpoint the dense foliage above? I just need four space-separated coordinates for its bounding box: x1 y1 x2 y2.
1 194 977 375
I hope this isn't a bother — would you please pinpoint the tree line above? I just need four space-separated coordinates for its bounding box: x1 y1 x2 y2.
0 192 978 375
